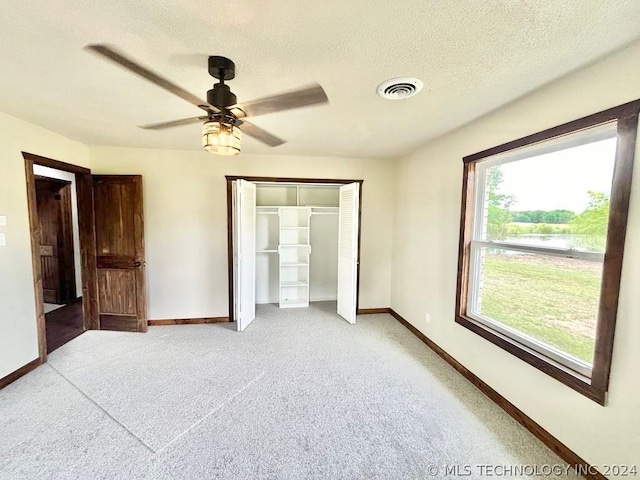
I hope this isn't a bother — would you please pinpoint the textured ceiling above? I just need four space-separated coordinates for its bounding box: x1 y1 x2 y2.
1 1 640 159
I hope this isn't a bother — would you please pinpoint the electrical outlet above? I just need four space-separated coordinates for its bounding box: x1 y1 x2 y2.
0 215 6 226
425 312 431 324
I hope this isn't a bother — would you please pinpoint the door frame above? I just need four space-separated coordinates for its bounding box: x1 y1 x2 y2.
23 152 99 362
225 175 364 323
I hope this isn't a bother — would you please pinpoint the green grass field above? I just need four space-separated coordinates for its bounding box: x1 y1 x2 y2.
478 253 601 364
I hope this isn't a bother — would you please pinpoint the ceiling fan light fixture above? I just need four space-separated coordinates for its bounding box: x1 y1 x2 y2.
202 118 242 156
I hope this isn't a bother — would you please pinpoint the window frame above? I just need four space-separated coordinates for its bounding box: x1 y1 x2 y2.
455 100 640 405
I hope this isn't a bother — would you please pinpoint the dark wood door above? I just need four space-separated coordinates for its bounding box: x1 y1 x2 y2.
92 175 147 332
35 177 76 304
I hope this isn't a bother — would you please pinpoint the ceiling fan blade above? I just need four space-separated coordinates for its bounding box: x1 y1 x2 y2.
231 83 328 118
139 116 208 130
85 44 219 114
239 120 286 147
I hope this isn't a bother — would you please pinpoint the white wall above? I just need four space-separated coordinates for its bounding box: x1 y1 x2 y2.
256 211 279 304
309 213 338 302
89 148 395 320
391 41 640 468
32 165 83 299
0 112 89 379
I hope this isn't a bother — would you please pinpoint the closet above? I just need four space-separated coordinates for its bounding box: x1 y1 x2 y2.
231 179 360 332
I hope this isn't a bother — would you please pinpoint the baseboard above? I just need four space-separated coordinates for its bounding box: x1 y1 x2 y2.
389 309 605 480
148 317 230 326
310 295 338 302
357 307 391 315
0 358 42 390
257 297 339 304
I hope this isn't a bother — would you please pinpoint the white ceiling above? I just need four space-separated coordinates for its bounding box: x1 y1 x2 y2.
1 1 640 159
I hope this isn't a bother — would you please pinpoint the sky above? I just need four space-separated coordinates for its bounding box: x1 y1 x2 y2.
494 137 617 213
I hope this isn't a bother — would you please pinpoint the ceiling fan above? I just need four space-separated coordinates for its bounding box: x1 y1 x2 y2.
85 45 329 155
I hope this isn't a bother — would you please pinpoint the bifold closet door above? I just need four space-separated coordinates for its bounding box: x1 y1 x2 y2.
234 179 257 331
337 182 360 324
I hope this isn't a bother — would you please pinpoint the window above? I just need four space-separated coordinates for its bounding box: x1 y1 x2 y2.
456 101 640 405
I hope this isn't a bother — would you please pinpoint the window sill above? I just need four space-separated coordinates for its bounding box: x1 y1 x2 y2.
455 314 606 405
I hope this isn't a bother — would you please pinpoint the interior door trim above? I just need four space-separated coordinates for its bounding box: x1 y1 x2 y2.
225 175 364 323
23 152 99 363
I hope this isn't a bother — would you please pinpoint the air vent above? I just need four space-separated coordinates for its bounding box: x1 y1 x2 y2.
377 77 423 100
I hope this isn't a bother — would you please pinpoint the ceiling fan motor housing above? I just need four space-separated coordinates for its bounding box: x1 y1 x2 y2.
207 83 237 109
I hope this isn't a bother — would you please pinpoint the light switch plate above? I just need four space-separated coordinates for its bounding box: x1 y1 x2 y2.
0 233 6 246
0 215 6 226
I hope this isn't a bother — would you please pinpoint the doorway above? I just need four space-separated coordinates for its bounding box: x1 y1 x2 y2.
35 176 77 306
23 153 99 359
226 176 363 331
34 170 84 352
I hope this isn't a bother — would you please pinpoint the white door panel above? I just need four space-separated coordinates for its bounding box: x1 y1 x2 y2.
337 183 359 324
235 179 257 331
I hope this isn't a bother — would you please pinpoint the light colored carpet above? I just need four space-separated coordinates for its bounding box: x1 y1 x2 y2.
0 302 579 479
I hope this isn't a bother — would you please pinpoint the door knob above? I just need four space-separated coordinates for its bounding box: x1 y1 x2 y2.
133 261 142 267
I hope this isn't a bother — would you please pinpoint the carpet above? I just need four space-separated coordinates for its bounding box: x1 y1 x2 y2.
0 302 579 479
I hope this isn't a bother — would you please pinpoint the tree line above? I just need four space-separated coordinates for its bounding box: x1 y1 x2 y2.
511 209 575 224
487 167 609 250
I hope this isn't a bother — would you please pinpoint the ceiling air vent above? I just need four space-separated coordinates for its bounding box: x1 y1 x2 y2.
377 77 423 100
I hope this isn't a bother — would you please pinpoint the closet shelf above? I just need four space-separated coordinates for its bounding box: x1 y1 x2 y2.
280 226 309 229
281 281 308 287
281 262 309 267
257 249 278 253
310 206 339 211
279 244 309 247
259 204 339 208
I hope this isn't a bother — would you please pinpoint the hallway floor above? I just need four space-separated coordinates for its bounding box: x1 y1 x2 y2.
0 303 578 479
45 299 84 353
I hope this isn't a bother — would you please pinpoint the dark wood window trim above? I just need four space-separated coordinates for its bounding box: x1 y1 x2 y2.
455 100 640 405
225 176 364 323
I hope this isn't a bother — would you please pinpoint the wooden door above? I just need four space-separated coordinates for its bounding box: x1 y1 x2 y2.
35 177 76 304
92 175 147 332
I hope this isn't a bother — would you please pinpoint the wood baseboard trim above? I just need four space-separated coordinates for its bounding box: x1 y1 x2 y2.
148 317 230 326
389 309 604 480
357 307 391 315
0 358 42 390
154 309 390 326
